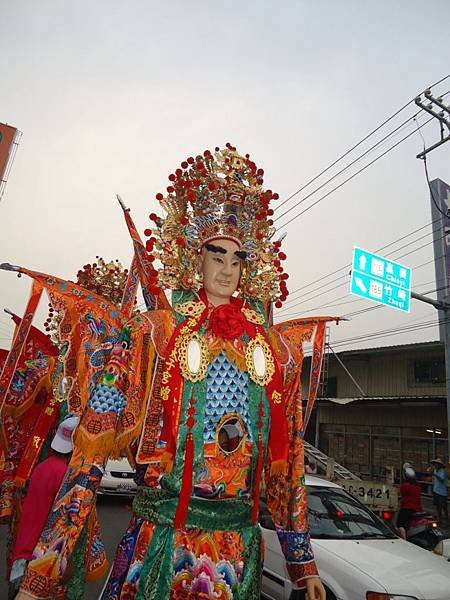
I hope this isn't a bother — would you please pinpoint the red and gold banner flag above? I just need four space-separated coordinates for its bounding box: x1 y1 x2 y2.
0 281 43 418
271 316 339 433
122 208 170 311
120 254 140 318
0 123 17 181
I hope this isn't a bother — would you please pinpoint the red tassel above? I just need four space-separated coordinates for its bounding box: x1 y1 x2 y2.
174 431 194 529
251 434 263 524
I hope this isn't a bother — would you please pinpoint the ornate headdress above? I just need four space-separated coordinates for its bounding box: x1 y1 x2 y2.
74 258 129 306
44 257 131 344
145 144 289 306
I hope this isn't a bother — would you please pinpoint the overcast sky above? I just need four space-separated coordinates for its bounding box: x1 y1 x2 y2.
1 1 449 352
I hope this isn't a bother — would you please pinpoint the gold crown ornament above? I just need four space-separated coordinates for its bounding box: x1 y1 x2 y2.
44 257 131 344
145 144 289 306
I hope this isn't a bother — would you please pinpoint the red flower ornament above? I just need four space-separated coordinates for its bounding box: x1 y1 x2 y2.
209 303 251 340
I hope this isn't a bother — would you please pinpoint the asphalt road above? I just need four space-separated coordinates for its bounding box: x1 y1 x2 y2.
0 494 133 599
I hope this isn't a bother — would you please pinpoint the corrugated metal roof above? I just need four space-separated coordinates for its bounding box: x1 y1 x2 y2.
318 395 446 405
327 340 444 358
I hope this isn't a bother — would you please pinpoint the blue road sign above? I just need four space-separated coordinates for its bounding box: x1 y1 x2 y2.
350 247 412 312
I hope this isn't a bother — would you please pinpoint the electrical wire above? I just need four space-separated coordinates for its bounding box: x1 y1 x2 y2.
342 279 446 318
276 115 434 232
280 81 450 347
275 87 449 232
276 247 448 320
330 319 442 350
328 282 450 349
283 216 443 303
279 238 430 313
423 152 450 219
275 109 427 223
274 74 450 214
331 312 443 346
279 107 449 307
277 92 450 310
277 225 449 317
278 276 447 320
275 242 442 318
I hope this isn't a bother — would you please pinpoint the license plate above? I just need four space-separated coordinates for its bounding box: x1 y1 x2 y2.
337 479 398 510
117 482 133 492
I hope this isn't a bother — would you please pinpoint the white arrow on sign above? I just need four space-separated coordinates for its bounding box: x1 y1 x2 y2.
355 277 367 293
359 254 367 270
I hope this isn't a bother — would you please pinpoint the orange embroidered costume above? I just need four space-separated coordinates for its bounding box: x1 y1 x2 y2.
0 259 136 597
1 144 336 599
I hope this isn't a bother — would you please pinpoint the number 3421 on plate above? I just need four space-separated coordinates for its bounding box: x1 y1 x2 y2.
336 479 398 511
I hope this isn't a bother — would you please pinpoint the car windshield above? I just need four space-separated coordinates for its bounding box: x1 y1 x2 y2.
307 486 396 539
259 485 396 540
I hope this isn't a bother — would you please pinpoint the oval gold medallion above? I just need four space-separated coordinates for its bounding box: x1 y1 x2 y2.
252 345 266 378
187 337 202 374
178 331 209 382
245 334 275 386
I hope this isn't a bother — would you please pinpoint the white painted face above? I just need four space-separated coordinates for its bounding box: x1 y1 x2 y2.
199 238 241 305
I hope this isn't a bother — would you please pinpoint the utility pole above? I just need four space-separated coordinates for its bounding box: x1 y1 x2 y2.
415 89 450 158
411 291 450 460
414 86 450 460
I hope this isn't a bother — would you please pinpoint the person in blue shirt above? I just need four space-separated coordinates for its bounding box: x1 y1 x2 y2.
430 457 449 524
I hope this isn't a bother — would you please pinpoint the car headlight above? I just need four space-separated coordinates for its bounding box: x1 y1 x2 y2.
366 594 418 600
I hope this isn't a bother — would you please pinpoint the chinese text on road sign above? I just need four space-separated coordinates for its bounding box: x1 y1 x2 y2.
350 247 412 312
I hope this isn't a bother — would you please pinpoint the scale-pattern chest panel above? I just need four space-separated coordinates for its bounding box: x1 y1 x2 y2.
203 353 252 442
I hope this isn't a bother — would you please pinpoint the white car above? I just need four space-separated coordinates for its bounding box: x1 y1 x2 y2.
261 475 450 600
98 457 137 496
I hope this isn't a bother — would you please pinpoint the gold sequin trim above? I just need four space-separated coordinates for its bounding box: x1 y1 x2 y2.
174 299 206 319
242 307 265 324
178 331 209 382
245 334 275 386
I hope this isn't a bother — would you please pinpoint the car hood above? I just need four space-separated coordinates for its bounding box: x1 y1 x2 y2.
313 538 450 598
106 459 134 473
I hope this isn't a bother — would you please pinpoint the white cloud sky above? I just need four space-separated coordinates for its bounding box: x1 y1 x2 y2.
1 0 449 350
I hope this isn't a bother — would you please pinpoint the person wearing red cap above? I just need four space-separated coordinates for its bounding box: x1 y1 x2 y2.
9 416 79 599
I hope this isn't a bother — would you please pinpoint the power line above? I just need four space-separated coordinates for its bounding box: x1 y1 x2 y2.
276 115 434 232
278 278 446 321
283 216 443 303
330 314 443 350
330 320 441 350
276 87 449 233
276 231 444 317
342 280 446 318
275 109 426 223
279 225 439 311
276 247 447 320
275 75 450 215
276 91 449 309
329 282 450 349
280 89 450 297
273 76 450 349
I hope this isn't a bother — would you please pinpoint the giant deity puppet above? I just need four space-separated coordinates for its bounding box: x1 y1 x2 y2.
0 257 138 597
3 144 337 600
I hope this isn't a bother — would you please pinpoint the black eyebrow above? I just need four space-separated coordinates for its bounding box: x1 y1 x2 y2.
234 250 247 260
205 243 226 254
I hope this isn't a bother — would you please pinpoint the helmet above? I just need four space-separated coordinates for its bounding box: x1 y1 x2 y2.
403 462 416 481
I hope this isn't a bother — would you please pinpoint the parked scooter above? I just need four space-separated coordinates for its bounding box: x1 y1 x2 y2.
404 511 446 552
397 463 450 560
